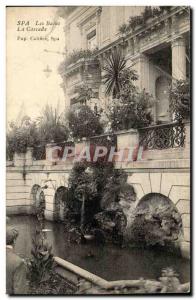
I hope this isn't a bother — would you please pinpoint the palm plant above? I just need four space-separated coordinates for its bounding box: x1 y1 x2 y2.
103 50 127 99
37 105 68 143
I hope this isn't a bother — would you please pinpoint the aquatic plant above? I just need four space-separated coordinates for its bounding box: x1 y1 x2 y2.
29 229 54 283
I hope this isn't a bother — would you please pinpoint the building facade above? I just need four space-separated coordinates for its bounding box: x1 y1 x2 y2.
62 6 190 123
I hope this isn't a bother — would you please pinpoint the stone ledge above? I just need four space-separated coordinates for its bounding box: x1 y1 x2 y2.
6 158 190 173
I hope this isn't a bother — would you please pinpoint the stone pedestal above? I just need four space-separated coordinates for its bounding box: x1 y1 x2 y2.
13 152 26 167
116 129 139 162
45 143 59 163
14 147 33 166
25 147 33 166
172 37 186 80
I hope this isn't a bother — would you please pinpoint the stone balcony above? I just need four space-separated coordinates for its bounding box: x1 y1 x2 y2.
96 6 190 59
65 57 101 103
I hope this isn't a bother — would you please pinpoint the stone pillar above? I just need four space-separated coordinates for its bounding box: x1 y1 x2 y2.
96 7 102 48
13 152 26 167
25 147 33 166
46 143 59 164
172 36 186 80
132 53 150 91
98 53 108 109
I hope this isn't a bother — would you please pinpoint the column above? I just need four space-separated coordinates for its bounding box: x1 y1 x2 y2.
132 53 150 91
172 36 186 80
98 54 107 108
96 7 102 48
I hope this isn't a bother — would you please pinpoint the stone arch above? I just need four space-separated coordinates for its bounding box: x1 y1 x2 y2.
30 184 46 217
155 76 171 123
137 192 176 209
54 186 69 222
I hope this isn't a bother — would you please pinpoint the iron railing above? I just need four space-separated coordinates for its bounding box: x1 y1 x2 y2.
139 122 185 150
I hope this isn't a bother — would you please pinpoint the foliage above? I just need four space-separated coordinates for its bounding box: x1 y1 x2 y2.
73 84 94 105
29 229 54 283
169 79 190 121
103 50 137 98
101 170 135 209
130 203 182 246
128 15 144 31
142 6 154 20
67 104 103 139
68 160 135 235
58 49 97 72
118 23 128 35
68 162 98 202
29 272 76 295
94 209 127 245
37 104 68 144
106 88 153 131
103 51 153 130
118 6 171 36
6 105 69 160
6 117 39 159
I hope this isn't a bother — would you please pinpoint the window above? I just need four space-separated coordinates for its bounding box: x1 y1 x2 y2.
87 29 97 50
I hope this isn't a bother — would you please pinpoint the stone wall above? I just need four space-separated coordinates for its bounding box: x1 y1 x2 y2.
6 124 190 258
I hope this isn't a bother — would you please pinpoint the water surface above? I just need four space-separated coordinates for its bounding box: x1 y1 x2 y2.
9 215 190 282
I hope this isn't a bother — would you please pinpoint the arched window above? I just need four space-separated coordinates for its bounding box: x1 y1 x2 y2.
54 186 69 222
155 76 171 123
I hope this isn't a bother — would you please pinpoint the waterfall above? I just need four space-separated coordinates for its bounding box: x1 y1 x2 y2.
80 194 85 232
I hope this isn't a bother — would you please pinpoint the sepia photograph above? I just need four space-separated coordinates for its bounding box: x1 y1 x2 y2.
6 5 191 295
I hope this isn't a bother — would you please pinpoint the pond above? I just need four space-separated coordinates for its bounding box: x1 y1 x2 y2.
9 215 190 283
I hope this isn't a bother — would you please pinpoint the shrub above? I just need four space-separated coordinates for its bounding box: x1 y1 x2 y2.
67 105 103 139
37 105 68 143
6 117 39 159
73 84 94 105
68 161 135 227
119 23 128 36
106 89 153 131
118 6 171 35
169 79 190 121
58 49 97 74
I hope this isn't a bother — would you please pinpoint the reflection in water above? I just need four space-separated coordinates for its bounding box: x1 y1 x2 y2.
9 215 190 282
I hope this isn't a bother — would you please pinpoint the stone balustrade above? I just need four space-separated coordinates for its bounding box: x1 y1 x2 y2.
54 256 190 294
